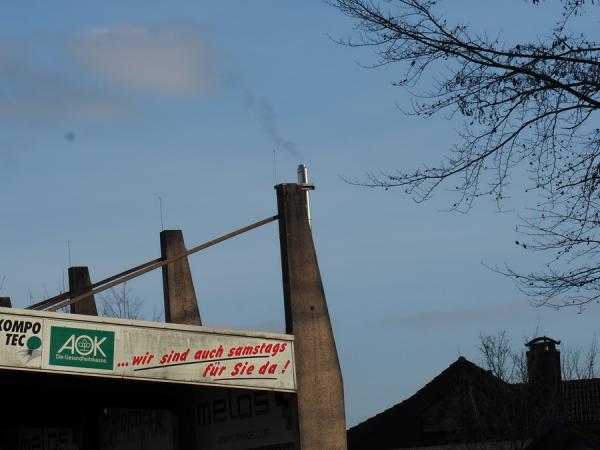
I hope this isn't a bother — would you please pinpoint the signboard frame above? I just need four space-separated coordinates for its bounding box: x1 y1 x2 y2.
0 306 296 393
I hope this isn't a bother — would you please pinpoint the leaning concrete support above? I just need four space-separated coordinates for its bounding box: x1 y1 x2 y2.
160 230 201 325
160 230 201 450
0 297 11 308
276 183 347 450
68 267 98 316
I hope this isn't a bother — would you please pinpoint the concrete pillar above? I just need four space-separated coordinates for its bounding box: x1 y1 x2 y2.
276 183 347 450
160 230 202 325
160 230 201 450
0 297 11 308
68 267 98 316
66 268 101 448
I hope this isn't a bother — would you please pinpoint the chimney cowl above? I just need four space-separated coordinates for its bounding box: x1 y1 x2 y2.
526 336 561 351
296 164 312 229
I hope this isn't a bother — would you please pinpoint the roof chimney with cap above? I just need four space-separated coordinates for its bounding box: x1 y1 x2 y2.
526 336 561 395
526 336 563 423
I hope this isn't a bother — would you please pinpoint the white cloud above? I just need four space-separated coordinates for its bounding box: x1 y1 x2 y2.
0 54 131 123
72 23 217 96
0 22 217 123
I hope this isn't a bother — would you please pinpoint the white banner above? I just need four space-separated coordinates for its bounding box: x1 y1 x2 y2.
0 307 295 392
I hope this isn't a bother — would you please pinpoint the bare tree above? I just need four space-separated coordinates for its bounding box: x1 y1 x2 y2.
560 335 598 379
332 0 600 308
100 282 163 322
478 331 528 383
478 331 599 382
100 282 143 320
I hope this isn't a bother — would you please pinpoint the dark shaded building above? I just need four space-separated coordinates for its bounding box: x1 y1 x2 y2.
348 337 600 450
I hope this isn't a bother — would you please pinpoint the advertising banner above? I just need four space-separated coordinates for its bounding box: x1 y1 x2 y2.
0 307 295 392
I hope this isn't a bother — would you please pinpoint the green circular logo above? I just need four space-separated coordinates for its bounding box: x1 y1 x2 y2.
26 336 42 350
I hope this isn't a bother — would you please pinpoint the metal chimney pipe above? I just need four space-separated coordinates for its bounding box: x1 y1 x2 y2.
297 164 312 229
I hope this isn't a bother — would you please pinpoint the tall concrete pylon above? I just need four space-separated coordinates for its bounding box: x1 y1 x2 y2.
276 183 347 450
160 230 202 325
160 229 201 450
68 267 98 316
67 267 101 449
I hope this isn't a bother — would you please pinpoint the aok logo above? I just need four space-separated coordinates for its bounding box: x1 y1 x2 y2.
58 334 107 357
49 326 114 370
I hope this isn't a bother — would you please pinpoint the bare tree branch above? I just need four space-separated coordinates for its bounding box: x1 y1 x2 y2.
100 282 144 320
332 0 600 308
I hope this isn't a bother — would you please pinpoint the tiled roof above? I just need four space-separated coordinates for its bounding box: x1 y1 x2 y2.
562 378 600 423
347 357 508 449
348 358 600 449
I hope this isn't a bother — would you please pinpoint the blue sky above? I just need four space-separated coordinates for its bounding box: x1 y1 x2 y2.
2 0 600 426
